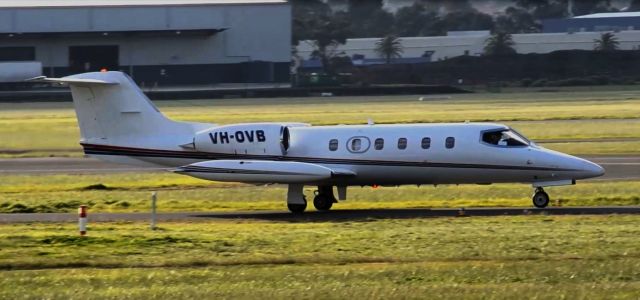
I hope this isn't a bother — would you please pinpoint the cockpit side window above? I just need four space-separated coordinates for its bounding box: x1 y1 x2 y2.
481 129 529 147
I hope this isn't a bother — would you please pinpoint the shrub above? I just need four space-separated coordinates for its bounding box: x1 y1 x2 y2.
8 203 35 213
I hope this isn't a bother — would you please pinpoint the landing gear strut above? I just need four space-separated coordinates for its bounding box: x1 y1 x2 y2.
313 186 336 211
532 187 550 208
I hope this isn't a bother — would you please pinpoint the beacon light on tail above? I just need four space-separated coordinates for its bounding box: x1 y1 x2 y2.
29 71 605 213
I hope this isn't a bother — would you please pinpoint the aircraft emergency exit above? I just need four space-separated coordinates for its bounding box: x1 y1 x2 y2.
30 71 605 213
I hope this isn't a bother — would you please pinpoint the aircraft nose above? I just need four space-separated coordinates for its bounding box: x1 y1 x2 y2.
579 160 605 179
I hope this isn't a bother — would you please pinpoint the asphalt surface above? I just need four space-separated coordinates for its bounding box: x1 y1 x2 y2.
0 156 638 180
0 157 166 174
2 206 640 223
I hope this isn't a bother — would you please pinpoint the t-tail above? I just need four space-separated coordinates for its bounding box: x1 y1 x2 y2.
29 71 211 165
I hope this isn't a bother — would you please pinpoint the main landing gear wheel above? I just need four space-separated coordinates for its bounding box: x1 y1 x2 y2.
288 197 307 214
313 186 336 211
313 194 334 211
532 188 550 208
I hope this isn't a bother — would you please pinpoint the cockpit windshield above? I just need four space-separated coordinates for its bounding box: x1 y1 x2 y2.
481 128 530 147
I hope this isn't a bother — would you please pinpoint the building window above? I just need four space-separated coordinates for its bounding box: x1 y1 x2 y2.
0 47 35 61
329 139 338 151
398 138 407 150
374 138 384 150
445 137 455 149
421 137 431 149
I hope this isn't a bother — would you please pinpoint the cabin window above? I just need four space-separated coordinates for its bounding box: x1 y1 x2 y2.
481 129 529 147
351 138 362 151
347 136 370 153
374 138 384 150
445 137 455 149
421 137 431 149
398 138 407 150
329 139 339 151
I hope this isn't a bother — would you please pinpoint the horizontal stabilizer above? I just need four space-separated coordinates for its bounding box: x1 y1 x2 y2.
26 75 119 86
174 160 356 184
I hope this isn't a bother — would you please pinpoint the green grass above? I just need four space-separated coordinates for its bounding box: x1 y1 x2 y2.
540 141 640 155
1 90 640 157
510 119 640 140
2 90 640 299
1 215 640 298
1 172 638 213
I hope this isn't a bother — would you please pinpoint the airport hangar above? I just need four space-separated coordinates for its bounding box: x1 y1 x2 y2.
0 0 291 86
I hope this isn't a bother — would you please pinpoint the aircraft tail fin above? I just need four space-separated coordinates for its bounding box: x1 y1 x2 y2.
29 71 207 149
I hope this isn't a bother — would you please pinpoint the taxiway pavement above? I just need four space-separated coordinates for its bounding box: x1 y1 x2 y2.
2 206 640 223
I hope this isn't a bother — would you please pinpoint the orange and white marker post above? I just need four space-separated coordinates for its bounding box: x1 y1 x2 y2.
78 205 88 236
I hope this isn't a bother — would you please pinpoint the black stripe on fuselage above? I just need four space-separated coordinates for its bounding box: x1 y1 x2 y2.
81 143 578 172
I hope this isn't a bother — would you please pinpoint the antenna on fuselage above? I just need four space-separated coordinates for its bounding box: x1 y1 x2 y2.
367 118 375 125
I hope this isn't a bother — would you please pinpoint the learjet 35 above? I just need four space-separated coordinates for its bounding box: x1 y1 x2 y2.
31 72 605 213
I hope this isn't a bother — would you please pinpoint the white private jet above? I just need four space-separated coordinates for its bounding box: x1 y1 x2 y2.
31 71 604 213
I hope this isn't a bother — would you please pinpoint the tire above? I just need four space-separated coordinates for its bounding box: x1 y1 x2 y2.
313 195 333 211
532 191 550 208
288 202 307 213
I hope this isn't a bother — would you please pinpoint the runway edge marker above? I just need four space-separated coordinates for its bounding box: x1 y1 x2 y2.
78 205 88 236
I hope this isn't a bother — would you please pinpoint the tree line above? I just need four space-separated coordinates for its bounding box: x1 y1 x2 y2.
293 0 636 43
352 32 626 86
293 0 628 74
363 31 620 70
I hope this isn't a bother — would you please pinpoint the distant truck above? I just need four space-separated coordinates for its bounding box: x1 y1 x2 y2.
0 61 43 90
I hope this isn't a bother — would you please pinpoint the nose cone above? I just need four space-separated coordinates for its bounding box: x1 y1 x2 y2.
536 148 605 180
576 159 605 179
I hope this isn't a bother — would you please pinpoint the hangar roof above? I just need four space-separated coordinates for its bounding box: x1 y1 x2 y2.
0 0 290 35
0 0 286 8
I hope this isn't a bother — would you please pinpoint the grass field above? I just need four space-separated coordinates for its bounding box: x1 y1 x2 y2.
1 89 640 298
1 172 638 213
1 90 640 157
1 215 640 298
1 89 639 213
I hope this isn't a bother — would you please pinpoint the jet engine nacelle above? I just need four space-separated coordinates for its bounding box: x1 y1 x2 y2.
194 123 296 156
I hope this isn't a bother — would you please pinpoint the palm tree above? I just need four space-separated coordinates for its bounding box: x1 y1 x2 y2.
594 32 619 52
375 35 403 64
484 32 517 56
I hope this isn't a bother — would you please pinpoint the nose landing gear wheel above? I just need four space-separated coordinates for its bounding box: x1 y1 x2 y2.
532 188 550 208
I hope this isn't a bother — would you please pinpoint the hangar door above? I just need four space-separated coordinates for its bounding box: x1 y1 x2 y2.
69 46 119 73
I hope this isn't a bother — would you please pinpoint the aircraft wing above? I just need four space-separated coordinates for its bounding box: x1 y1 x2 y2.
173 160 356 183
